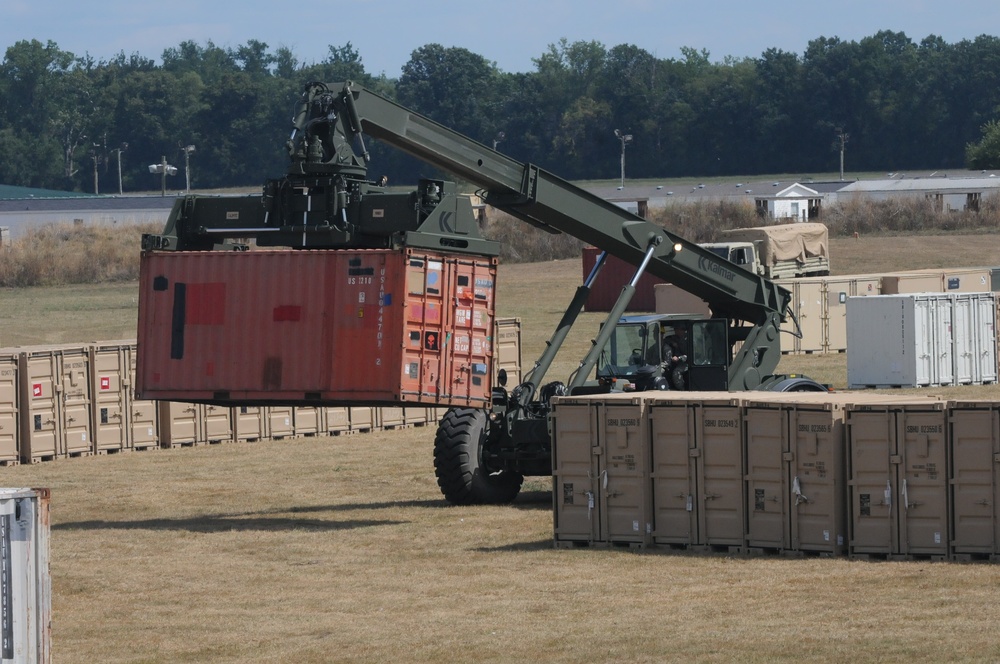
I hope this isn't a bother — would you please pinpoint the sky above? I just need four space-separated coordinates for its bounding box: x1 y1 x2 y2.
4 0 1000 76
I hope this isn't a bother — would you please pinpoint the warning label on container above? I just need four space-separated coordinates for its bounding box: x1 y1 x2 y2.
32 383 42 398
100 376 111 390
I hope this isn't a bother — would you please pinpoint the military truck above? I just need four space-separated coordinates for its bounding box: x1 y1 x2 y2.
700 222 830 280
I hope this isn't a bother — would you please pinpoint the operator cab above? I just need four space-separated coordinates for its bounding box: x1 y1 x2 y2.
594 314 731 392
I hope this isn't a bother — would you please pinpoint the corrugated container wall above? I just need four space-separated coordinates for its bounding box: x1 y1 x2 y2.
136 249 497 408
0 487 51 664
582 246 664 312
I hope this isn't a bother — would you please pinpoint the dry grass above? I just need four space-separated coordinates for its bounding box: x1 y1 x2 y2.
5 232 1000 662
10 427 1000 663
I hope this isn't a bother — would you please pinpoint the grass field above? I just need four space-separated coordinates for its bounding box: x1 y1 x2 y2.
2 234 1000 662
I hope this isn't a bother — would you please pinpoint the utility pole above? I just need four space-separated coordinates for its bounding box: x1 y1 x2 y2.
836 128 849 181
148 156 177 197
182 145 196 193
614 129 632 188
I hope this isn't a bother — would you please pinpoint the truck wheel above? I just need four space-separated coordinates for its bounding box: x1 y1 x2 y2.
434 408 523 505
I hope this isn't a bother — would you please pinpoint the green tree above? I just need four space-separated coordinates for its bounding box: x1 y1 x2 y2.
966 119 1000 169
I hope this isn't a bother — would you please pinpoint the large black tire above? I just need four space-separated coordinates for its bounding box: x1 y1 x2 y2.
433 408 523 505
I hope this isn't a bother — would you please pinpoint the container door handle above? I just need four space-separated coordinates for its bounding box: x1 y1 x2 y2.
884 480 892 509
793 476 809 505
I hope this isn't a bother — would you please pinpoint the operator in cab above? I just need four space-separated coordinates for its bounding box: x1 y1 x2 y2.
661 322 689 390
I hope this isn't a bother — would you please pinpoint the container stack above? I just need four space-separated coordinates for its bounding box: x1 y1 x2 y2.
0 317 521 465
551 390 1000 562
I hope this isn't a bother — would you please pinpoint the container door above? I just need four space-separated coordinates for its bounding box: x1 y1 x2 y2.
158 402 199 446
650 404 698 546
325 407 350 434
0 357 18 463
401 254 446 402
797 281 825 353
933 296 955 386
552 402 599 544
293 406 321 435
378 407 405 429
791 407 847 555
267 406 294 439
234 406 266 441
744 405 788 550
949 406 998 557
847 408 896 555
598 402 648 545
953 295 975 384
59 350 92 455
493 318 522 385
897 408 949 557
349 407 375 432
697 404 744 548
974 294 998 384
444 256 495 405
91 345 127 452
19 352 59 461
201 404 232 443
825 279 852 352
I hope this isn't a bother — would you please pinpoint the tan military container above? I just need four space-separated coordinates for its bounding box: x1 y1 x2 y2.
551 394 649 547
18 345 93 461
494 317 523 385
89 342 129 453
948 401 999 561
233 406 267 442
0 352 19 464
293 406 324 436
266 406 295 439
847 400 949 559
349 407 376 432
743 392 883 555
648 393 746 551
324 407 351 435
158 401 201 448
201 403 232 444
551 398 600 545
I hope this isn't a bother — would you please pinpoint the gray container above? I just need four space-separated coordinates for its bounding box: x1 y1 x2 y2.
0 487 51 664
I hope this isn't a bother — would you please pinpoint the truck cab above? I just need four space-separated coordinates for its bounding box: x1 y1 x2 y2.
699 242 763 276
594 315 731 392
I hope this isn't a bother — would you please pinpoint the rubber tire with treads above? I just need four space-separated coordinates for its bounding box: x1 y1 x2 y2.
433 408 523 505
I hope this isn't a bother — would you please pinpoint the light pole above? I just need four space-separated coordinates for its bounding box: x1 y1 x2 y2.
112 143 128 195
492 131 505 151
148 156 178 197
614 129 632 188
182 144 196 193
836 127 849 181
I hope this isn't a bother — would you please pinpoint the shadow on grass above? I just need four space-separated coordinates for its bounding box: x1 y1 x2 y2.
510 490 552 509
473 538 554 553
55 510 408 534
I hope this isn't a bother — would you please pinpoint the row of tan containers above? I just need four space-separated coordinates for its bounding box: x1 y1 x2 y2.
0 318 522 465
654 266 998 355
552 391 1000 561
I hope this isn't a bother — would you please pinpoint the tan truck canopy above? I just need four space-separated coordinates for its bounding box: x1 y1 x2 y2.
719 222 828 266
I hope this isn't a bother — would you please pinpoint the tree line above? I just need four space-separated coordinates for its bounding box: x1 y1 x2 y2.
2 32 999 194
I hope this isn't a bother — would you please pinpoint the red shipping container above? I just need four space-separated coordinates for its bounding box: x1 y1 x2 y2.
136 249 497 408
582 246 665 312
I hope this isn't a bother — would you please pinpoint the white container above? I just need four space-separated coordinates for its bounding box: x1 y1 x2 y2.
0 488 51 664
847 293 997 388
